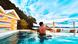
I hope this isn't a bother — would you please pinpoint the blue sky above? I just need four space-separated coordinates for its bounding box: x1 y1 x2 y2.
10 0 78 27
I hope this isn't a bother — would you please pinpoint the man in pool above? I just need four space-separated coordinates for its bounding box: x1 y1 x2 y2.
38 22 52 44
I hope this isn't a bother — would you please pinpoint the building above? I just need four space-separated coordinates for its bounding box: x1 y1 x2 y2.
0 6 20 31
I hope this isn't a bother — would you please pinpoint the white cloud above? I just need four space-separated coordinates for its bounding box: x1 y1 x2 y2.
10 0 78 27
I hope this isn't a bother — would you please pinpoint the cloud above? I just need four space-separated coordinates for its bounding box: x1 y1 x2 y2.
10 0 78 27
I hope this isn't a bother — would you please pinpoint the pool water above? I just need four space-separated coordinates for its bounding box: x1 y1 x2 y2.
17 32 78 44
49 36 78 44
0 31 78 44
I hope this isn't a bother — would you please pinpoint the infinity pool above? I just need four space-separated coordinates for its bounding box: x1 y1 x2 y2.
0 31 78 44
17 32 78 44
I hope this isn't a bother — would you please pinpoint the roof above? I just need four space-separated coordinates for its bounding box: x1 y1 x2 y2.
0 6 20 20
5 9 20 20
0 6 5 16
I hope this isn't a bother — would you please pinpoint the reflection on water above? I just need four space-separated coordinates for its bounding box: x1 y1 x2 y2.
0 31 36 44
17 31 50 44
1 31 78 44
0 31 46 44
17 31 36 44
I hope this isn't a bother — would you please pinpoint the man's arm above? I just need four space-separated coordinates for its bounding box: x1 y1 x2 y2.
45 25 54 32
46 25 51 30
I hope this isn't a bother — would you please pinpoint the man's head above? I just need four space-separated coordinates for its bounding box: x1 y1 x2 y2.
39 22 44 26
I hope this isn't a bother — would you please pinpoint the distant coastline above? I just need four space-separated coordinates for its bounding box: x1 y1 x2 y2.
33 26 78 28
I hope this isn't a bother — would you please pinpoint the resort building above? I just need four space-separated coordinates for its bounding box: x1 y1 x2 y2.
0 6 20 31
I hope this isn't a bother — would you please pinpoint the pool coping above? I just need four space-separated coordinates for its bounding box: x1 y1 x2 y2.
0 30 19 40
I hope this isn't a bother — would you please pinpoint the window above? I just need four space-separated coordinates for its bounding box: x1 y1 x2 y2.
0 15 3 18
0 22 9 24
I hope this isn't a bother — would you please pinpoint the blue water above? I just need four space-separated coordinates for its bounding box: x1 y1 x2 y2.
1 31 78 44
17 32 78 44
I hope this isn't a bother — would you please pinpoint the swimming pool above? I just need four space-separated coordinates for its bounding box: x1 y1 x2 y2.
17 32 78 44
0 31 18 44
0 31 78 44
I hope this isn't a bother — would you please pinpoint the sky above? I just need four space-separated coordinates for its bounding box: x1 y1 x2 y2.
10 0 78 27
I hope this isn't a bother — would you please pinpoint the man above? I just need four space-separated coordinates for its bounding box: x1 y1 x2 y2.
38 22 51 44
